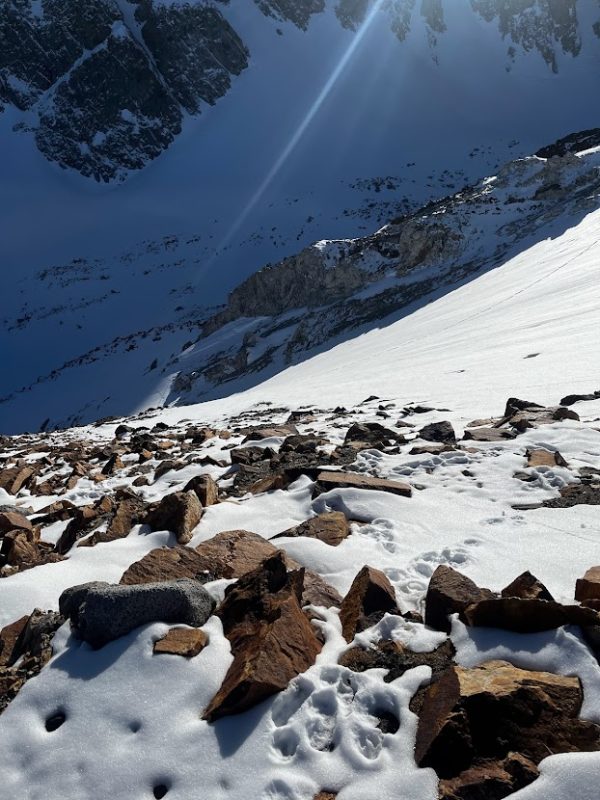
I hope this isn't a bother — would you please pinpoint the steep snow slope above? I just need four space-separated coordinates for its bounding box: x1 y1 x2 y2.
2 1 600 433
0 200 599 800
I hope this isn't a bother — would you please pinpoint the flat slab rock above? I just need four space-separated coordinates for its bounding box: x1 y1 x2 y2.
153 628 208 658
274 512 350 547
313 471 412 498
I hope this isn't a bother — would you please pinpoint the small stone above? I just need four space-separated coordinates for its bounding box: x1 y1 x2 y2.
526 448 568 468
153 628 208 657
183 474 219 506
101 454 124 476
145 490 202 544
419 421 456 445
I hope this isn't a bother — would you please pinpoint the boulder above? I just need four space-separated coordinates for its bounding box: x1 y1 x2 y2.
61 580 215 649
313 471 412 498
153 627 208 658
0 465 37 495
339 566 400 642
415 661 600 784
120 546 207 585
576 567 600 603
543 482 600 508
145 490 202 544
344 422 405 450
419 421 457 445
79 490 146 547
194 530 279 579
203 553 322 721
183 474 219 506
55 495 115 554
425 566 495 633
275 512 350 547
503 398 544 418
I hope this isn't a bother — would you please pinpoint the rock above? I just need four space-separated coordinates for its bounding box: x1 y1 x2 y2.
560 391 600 406
340 638 456 684
242 424 299 441
183 474 219 506
153 627 208 658
553 406 580 422
439 753 539 800
503 397 544 418
313 471 412 498
576 567 600 602
275 512 350 547
302 571 343 609
461 597 600 633
410 443 456 456
0 531 40 569
0 616 30 667
501 571 554 602
344 422 405 450
0 510 32 535
543 482 600 508
313 794 337 800
463 428 516 442
194 530 279 579
425 566 496 633
419 421 457 445
339 566 401 642
0 465 37 495
145 490 202 544
526 448 568 468
61 579 215 649
101 453 124 475
120 546 213 585
80 490 146 547
203 553 322 721
55 495 115 554
415 660 600 782
248 472 289 495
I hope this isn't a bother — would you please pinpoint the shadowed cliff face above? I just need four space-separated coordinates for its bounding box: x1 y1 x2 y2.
0 0 597 182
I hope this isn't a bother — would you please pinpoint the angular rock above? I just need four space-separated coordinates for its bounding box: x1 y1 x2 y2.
344 422 405 450
145 490 202 544
80 489 146 547
314 471 412 498
275 512 350 547
461 597 600 633
101 453 124 476
419 421 457 445
153 627 208 658
576 567 600 603
560 391 600 406
425 566 495 633
183 474 219 506
463 428 516 442
193 530 279 579
0 465 37 495
543 482 600 508
503 397 544 418
339 566 400 642
242 424 299 441
526 448 568 469
203 553 322 721
439 753 539 800
61 579 215 649
55 495 115 554
415 660 600 782
120 545 212 585
0 616 30 668
0 510 32 535
501 571 554 602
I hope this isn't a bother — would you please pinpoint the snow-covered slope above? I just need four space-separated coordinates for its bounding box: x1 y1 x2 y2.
2 1 600 433
0 194 599 799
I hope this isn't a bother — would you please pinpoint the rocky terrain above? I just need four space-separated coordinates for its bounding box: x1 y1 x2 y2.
2 0 600 180
1 387 600 798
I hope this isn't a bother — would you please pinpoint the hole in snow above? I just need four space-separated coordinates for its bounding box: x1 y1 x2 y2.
375 709 400 735
45 711 66 732
129 720 142 733
153 784 169 799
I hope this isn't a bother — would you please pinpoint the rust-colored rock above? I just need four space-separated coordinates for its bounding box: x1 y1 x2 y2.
101 453 124 476
195 530 278 579
275 512 350 547
120 546 208 585
145 490 202 544
340 638 455 685
153 628 208 657
415 660 600 790
339 566 400 642
463 428 516 442
576 567 600 603
0 465 37 495
314 471 412 498
55 495 115 554
0 616 30 667
501 571 554 602
183 474 219 506
425 566 495 633
0 510 32 535
461 596 600 633
203 553 322 721
439 753 539 800
526 448 568 469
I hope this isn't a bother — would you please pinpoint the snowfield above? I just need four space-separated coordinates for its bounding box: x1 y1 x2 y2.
0 202 599 799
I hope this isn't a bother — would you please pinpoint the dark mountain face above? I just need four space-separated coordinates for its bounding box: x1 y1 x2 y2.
1 0 598 181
